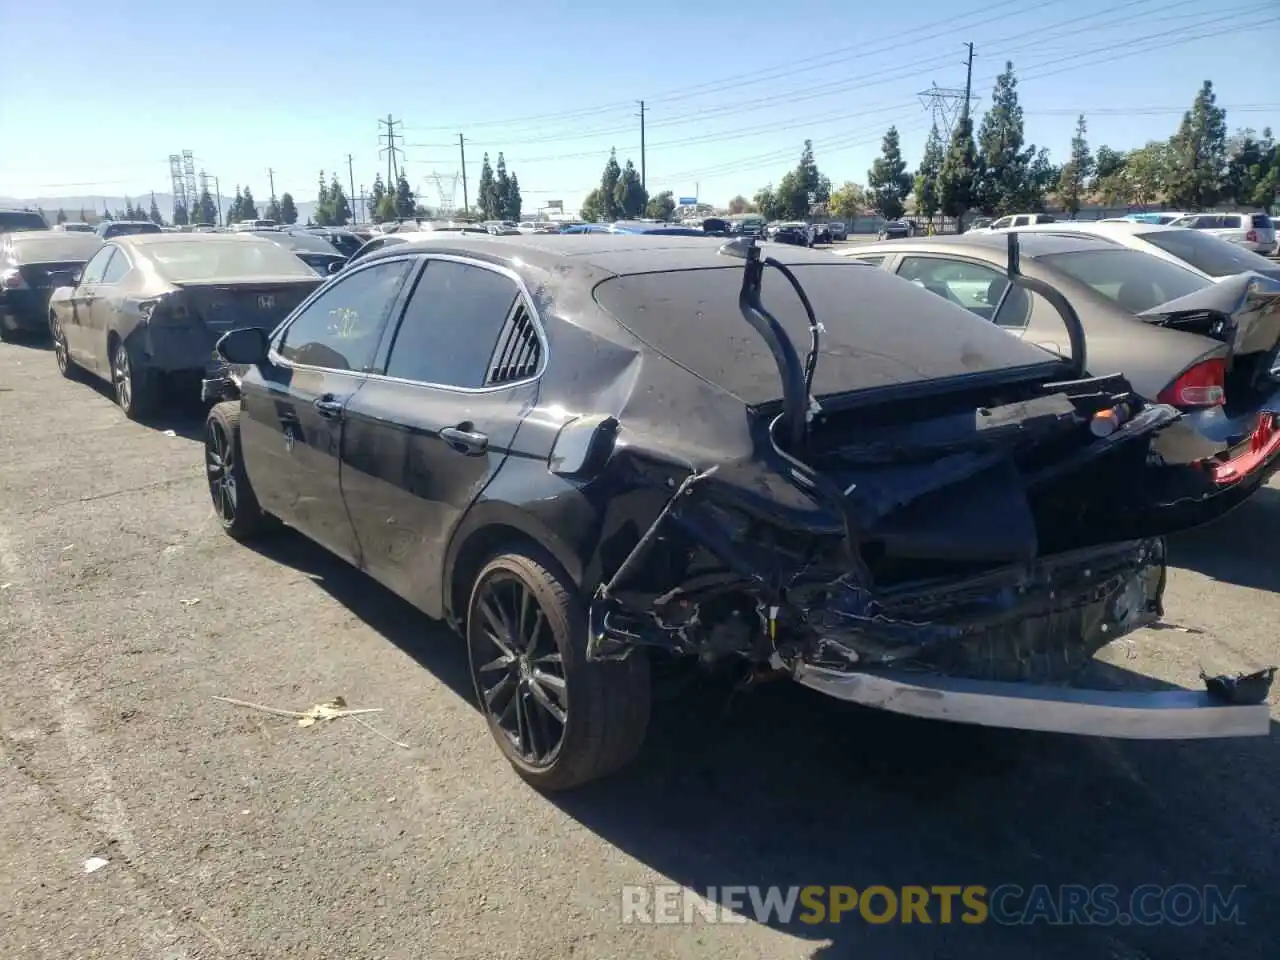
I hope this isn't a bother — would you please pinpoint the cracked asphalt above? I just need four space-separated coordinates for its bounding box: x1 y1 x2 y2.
1 333 1277 960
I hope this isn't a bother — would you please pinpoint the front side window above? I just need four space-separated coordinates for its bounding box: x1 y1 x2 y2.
990 217 1013 230
277 259 414 371
383 259 523 387
80 246 116 284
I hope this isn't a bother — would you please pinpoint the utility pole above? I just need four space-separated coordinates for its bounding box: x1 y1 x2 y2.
378 115 403 187
347 154 357 224
636 100 646 190
213 176 222 225
458 134 469 213
267 167 276 204
961 42 976 122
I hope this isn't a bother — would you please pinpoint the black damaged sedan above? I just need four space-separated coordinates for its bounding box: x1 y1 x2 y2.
201 233 1276 791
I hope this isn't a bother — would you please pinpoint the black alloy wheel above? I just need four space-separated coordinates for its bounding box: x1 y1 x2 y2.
204 401 270 541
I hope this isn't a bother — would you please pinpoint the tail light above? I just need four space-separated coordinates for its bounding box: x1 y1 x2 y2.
0 268 27 290
1157 357 1226 408
1246 229 1259 243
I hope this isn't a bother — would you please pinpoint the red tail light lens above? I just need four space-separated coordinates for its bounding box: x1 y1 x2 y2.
1157 357 1226 407
1246 229 1258 243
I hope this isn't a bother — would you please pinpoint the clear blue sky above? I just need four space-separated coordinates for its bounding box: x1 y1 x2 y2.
2 0 1277 212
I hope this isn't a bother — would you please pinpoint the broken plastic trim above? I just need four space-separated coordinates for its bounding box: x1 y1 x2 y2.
718 236 812 453
1006 231 1087 379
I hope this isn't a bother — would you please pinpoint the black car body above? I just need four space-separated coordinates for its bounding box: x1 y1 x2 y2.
0 209 50 233
48 233 324 418
877 220 913 240
297 227 366 258
201 233 1274 790
0 231 103 339
96 220 162 240
769 222 811 245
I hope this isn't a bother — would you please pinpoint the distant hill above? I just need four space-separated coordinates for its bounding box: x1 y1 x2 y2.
0 192 321 227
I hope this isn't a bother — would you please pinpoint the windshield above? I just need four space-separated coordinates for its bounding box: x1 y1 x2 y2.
104 222 161 237
146 239 319 282
1134 228 1279 278
6 233 102 261
1039 248 1211 313
0 211 49 232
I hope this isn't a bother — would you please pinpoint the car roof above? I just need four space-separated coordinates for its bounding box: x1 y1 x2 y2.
111 232 277 248
849 231 1111 258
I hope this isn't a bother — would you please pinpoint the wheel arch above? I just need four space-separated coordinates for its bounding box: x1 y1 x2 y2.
443 500 587 632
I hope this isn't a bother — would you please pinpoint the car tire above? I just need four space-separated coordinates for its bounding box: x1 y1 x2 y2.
49 311 80 379
466 547 651 791
205 401 271 541
110 336 158 420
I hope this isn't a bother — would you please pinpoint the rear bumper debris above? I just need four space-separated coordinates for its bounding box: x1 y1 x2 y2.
791 664 1273 739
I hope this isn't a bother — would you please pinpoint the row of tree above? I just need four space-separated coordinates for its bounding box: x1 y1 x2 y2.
730 68 1277 228
578 149 682 222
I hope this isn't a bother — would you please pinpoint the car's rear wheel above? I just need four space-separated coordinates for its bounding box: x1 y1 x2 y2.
205 401 271 541
111 336 158 420
49 311 80 379
466 548 650 791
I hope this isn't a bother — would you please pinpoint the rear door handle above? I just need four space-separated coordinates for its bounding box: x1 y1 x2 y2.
440 425 488 455
314 396 345 419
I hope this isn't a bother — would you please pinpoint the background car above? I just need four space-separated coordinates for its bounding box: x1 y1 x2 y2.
1007 220 1280 282
1168 212 1276 255
827 221 848 240
293 226 366 258
837 232 1280 480
95 219 162 240
767 221 810 245
48 233 325 418
0 209 50 233
242 229 348 276
52 222 95 233
0 230 103 340
966 212 1056 234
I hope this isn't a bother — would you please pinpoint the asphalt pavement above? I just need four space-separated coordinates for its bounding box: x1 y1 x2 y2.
1 333 1277 960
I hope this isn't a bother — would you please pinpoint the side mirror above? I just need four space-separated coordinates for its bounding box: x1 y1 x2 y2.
216 326 271 365
328 260 344 275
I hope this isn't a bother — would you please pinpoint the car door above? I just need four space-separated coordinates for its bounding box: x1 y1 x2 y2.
64 245 116 371
238 256 418 563
88 246 134 369
340 256 542 617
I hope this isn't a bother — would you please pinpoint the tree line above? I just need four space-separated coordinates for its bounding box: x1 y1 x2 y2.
577 149 680 222
723 67 1277 227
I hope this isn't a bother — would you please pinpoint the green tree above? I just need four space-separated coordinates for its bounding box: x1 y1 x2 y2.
974 62 1040 215
172 202 188 226
600 150 623 221
613 159 648 218
914 124 944 224
797 139 829 206
938 114 979 229
55 208 67 224
148 194 163 225
394 173 415 218
1165 81 1228 210
1058 114 1093 215
753 184 781 221
494 153 512 219
376 193 397 221
101 205 114 222
241 186 259 221
580 187 606 222
227 187 244 224
867 125 912 220
1250 130 1278 211
194 189 217 225
829 181 869 220
1124 142 1169 208
1094 146 1127 182
645 190 676 220
1224 128 1267 207
279 192 298 225
477 154 497 219
314 172 332 225
727 194 750 215
368 174 387 221
264 197 282 222
327 174 352 226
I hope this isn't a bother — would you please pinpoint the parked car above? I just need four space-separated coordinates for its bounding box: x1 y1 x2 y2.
1123 211 1189 225
293 227 366 258
0 209 50 233
877 220 914 240
768 221 810 245
967 213 1056 234
199 232 1272 790
48 233 325 418
95 220 162 240
1169 212 1276 255
1006 220 1280 283
0 231 103 340
241 229 348 276
837 232 1280 479
827 221 848 241
609 221 708 236
52 222 95 233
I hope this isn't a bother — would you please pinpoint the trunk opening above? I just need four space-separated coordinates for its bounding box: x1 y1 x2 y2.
160 279 321 334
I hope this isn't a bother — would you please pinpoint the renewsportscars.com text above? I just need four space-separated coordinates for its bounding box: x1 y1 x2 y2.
621 883 1247 926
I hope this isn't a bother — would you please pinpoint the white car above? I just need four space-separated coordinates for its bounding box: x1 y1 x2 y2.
966 212 1057 234
1169 211 1276 255
1001 220 1279 283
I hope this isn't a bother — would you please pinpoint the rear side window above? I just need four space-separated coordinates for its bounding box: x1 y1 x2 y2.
382 259 523 388
1251 214 1272 229
277 259 413 371
101 250 130 283
1135 228 1278 277
1222 215 1242 229
1038 248 1210 313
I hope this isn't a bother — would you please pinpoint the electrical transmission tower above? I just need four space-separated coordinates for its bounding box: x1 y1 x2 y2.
378 115 404 187
182 151 198 213
426 171 459 215
169 155 188 216
916 83 973 140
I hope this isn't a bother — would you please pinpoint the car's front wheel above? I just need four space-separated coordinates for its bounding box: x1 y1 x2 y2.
466 548 651 791
205 401 271 541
